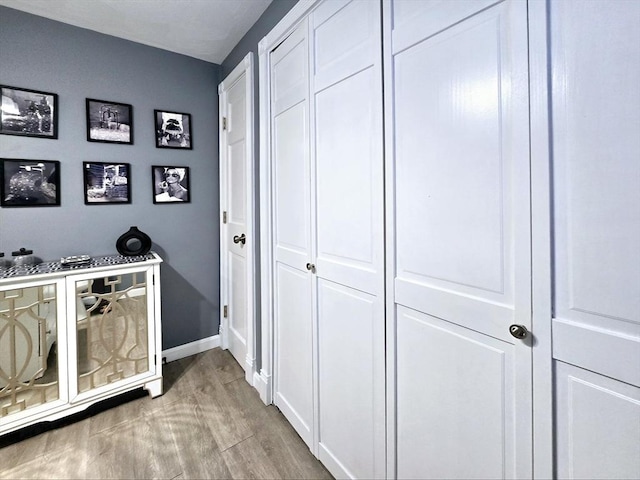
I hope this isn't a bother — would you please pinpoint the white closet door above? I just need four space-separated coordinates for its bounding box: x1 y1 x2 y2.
310 1 385 478
387 1 532 478
549 1 640 478
271 22 315 447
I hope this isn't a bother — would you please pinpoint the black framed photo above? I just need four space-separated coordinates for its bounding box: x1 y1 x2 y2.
1 159 60 207
154 110 192 149
86 98 133 144
1 85 58 139
152 166 190 203
83 162 131 204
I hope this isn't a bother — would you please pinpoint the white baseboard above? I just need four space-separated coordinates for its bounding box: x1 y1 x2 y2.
253 369 272 405
162 335 220 363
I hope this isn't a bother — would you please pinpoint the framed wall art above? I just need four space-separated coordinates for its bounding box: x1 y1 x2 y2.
0 85 58 139
86 98 133 144
152 166 190 203
154 110 192 149
1 158 60 207
83 162 131 204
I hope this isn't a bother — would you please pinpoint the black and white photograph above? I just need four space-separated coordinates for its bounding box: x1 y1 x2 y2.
154 110 192 149
84 162 131 204
152 166 190 203
1 159 60 207
0 85 58 139
86 98 133 144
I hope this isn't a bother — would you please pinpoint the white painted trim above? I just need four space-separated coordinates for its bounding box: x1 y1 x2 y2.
218 52 257 383
162 335 220 363
259 0 319 55
258 40 274 405
253 369 272 404
381 1 397 478
219 73 229 351
528 1 554 478
258 0 323 409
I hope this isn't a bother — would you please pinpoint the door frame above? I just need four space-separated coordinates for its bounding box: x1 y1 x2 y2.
219 52 257 384
256 0 321 404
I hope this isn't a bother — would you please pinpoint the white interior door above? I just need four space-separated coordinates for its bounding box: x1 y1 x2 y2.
310 1 385 478
219 53 255 382
270 22 315 448
548 2 640 478
387 1 533 478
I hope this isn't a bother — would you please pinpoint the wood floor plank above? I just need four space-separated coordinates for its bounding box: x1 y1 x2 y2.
192 370 254 451
0 453 45 479
167 399 232 479
221 435 282 479
0 349 332 480
221 371 332 479
255 408 333 480
43 413 91 459
135 406 184 479
88 391 146 436
0 429 49 470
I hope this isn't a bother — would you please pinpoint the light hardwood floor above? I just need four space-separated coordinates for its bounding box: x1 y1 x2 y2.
0 348 333 479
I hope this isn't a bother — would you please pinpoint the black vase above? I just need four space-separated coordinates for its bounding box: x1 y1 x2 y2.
116 226 152 256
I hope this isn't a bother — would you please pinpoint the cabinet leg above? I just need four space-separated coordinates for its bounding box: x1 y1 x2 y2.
143 378 163 398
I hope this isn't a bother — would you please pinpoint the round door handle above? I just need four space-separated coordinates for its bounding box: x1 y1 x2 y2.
306 263 315 272
509 324 528 340
233 234 246 245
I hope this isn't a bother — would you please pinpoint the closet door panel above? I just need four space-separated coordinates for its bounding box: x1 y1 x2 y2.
317 280 383 479
311 1 385 477
314 66 382 294
389 1 532 477
273 102 311 268
555 362 640 480
270 21 314 449
550 0 640 358
549 2 640 475
312 0 376 92
272 26 309 116
393 0 530 340
274 263 314 446
396 306 516 480
392 0 498 54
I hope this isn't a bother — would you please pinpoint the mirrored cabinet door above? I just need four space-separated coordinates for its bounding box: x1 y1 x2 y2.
0 282 63 418
71 269 152 396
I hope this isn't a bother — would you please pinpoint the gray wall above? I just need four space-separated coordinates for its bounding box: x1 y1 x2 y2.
0 6 221 350
220 0 298 369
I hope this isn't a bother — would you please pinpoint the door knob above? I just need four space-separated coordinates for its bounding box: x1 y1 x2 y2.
306 263 315 273
509 324 528 339
233 233 246 245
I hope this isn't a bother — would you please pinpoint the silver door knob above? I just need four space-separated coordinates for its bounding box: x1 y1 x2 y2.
233 234 246 245
509 324 528 339
306 263 315 273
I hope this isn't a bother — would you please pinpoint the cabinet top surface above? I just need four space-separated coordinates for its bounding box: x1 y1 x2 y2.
0 252 162 283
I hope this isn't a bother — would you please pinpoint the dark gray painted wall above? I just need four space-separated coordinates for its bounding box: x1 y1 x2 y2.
0 6 221 350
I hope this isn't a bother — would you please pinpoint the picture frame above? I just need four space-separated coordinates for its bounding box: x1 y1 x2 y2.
0 85 58 139
86 98 133 144
1 159 60 207
83 162 131 204
154 110 192 149
152 166 190 203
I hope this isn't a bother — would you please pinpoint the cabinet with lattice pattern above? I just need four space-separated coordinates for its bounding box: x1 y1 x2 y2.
0 253 162 436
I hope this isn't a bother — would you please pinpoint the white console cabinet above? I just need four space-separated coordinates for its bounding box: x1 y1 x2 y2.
0 252 162 436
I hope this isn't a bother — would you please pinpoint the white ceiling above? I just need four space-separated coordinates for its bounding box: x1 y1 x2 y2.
0 0 272 64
